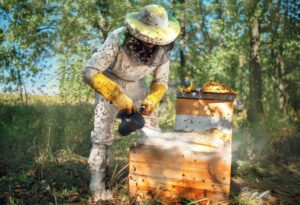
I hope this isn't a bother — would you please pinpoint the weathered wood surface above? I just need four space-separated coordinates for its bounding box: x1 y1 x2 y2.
129 179 229 204
129 95 234 204
176 98 233 118
129 175 230 193
130 161 231 184
130 144 231 170
129 143 232 203
175 98 234 133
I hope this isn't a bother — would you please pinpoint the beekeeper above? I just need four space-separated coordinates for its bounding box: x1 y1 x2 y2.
82 4 180 202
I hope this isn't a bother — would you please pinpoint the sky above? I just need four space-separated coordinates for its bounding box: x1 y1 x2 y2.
24 56 60 96
0 7 59 96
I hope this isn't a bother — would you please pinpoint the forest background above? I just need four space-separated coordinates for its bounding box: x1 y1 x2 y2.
0 0 299 204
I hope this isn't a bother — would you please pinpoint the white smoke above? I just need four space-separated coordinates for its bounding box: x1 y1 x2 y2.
139 127 232 166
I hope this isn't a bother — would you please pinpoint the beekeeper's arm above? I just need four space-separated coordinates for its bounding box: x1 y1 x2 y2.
141 60 169 116
82 29 136 114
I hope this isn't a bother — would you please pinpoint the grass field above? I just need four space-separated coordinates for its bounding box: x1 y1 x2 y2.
0 94 300 204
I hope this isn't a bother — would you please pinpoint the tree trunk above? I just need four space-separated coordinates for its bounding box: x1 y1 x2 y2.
247 18 264 123
177 0 187 86
277 0 288 111
178 42 186 86
238 52 245 96
277 46 287 110
22 81 28 104
16 69 24 103
216 0 224 47
95 0 111 41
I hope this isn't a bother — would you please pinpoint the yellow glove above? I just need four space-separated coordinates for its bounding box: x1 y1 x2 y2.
141 82 167 116
91 73 137 114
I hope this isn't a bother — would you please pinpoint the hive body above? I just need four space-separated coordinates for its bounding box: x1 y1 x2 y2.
129 92 235 204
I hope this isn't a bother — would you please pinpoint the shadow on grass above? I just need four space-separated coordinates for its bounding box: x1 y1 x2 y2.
0 157 90 204
0 102 139 204
230 128 300 204
0 102 92 204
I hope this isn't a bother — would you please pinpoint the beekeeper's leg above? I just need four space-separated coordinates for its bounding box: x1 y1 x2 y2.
88 93 118 202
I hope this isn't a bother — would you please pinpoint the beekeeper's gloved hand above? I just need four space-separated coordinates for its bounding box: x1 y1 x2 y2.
141 82 167 116
91 72 137 114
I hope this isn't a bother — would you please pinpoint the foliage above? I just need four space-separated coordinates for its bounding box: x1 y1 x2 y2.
1 0 299 115
0 0 300 204
0 0 58 102
158 91 176 131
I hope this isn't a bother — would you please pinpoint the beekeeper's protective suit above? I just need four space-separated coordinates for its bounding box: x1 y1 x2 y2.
82 4 180 202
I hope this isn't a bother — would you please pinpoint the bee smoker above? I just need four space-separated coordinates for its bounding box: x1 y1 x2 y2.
117 108 145 136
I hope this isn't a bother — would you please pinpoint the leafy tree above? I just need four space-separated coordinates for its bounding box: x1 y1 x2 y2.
0 0 58 103
1 0 299 123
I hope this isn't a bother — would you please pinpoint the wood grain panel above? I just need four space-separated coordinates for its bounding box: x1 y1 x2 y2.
176 98 233 118
130 145 232 170
129 161 231 184
129 184 229 204
129 174 230 193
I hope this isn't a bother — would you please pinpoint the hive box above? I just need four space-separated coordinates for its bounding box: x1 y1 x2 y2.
129 92 235 204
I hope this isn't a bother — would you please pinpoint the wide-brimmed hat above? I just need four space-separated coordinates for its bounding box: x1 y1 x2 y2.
125 4 180 45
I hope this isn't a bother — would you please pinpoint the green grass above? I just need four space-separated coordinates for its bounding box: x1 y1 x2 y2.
0 95 299 204
0 99 138 204
0 101 92 204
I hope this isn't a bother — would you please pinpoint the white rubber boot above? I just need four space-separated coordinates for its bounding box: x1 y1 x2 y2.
90 171 113 202
88 144 113 202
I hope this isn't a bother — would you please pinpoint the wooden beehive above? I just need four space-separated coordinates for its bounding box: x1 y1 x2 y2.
129 91 235 204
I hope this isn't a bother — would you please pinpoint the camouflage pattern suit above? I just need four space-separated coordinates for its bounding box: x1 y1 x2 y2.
82 27 170 200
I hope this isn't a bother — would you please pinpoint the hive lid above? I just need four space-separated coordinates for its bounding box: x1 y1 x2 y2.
177 81 237 101
177 92 236 101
